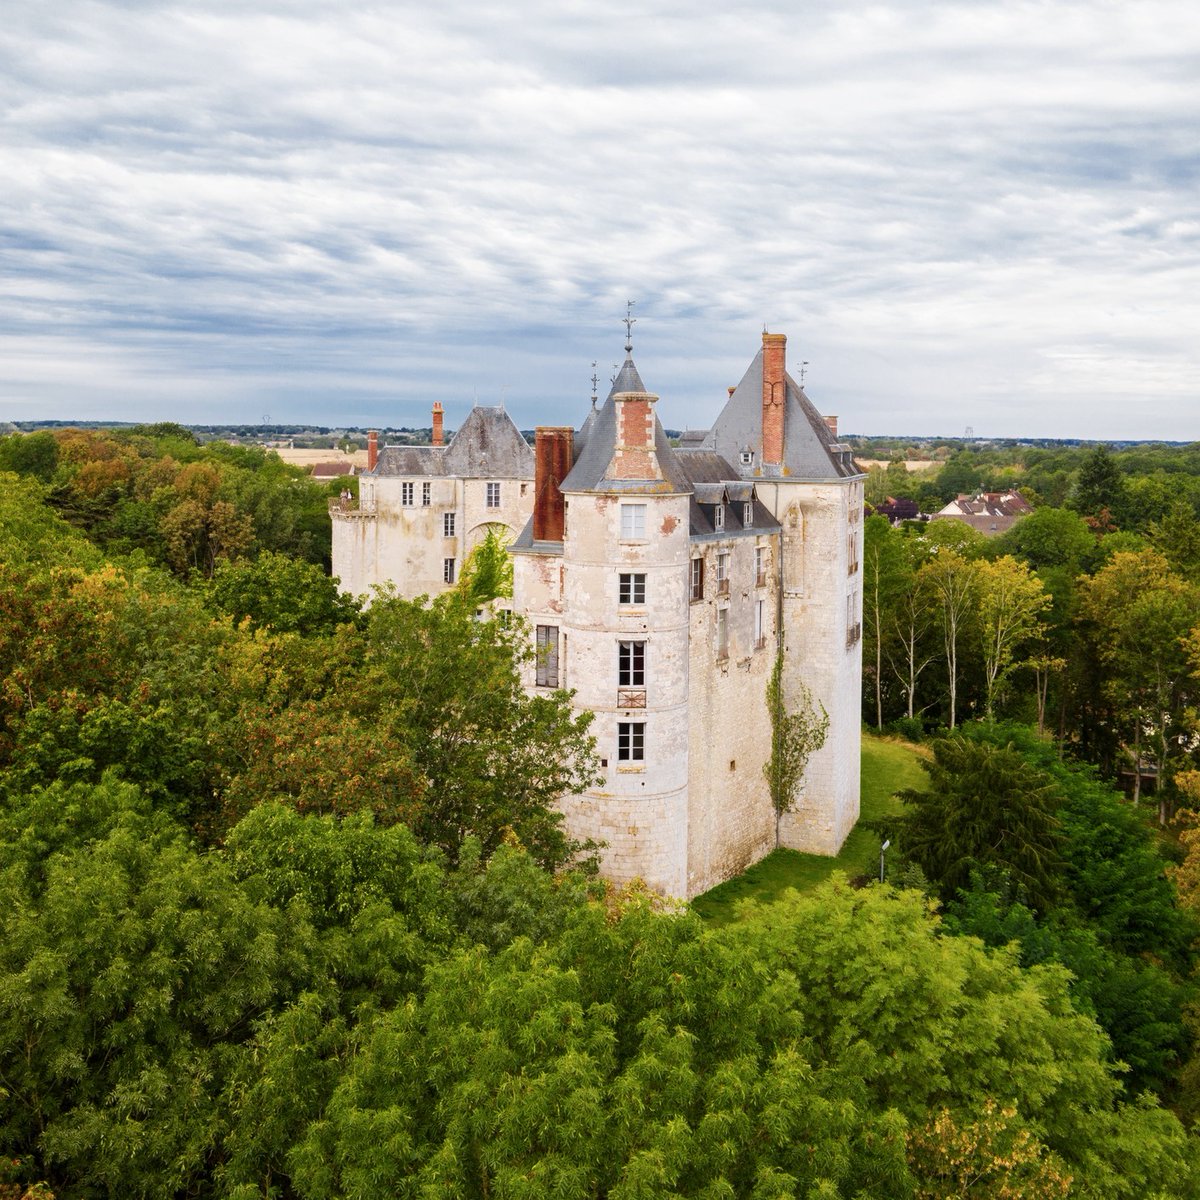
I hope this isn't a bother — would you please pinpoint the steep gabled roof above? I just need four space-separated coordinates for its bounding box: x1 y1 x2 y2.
441 405 535 478
702 348 859 481
371 405 534 479
559 356 691 494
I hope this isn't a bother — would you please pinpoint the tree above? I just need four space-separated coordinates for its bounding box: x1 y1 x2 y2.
918 549 978 729
881 736 1065 911
357 591 600 867
974 556 1049 720
456 525 513 607
203 550 362 635
991 505 1095 573
1077 548 1200 816
1071 444 1127 529
0 432 58 483
764 651 829 846
862 515 909 728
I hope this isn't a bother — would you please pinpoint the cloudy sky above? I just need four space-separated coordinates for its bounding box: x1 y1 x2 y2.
3 1 1199 439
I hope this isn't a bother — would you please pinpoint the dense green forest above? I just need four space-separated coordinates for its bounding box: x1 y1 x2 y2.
3 427 1200 1197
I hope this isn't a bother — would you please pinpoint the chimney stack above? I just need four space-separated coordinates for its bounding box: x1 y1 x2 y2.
367 430 378 472
611 391 662 480
761 331 786 466
432 402 444 447
533 427 574 542
824 414 839 439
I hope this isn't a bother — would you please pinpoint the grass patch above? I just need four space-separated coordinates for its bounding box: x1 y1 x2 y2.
691 732 929 925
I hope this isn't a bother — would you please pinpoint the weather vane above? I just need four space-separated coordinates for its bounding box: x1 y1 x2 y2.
623 299 636 355
590 361 598 407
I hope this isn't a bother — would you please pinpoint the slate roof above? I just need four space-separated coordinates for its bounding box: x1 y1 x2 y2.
701 348 860 481
674 448 781 540
558 356 691 494
371 405 534 479
931 491 1032 536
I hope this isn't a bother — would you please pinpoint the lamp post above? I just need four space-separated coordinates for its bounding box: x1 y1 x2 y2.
879 839 891 883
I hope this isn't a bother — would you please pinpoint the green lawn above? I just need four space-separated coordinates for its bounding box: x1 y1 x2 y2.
690 732 929 925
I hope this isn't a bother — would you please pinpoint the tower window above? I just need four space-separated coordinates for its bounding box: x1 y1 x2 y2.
618 640 645 687
620 503 646 539
716 551 730 594
401 482 414 506
618 722 645 762
536 625 559 687
716 607 729 659
443 558 456 584
619 572 646 605
486 482 501 508
444 512 456 537
422 482 431 506
690 557 704 602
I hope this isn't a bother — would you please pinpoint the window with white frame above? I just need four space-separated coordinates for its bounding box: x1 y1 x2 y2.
848 530 859 575
443 558 456 584
714 503 725 531
618 572 646 605
486 482 501 508
743 501 753 527
617 721 645 762
690 557 704 602
716 607 729 658
422 482 431 507
401 482 414 506
443 512 456 537
755 598 765 648
620 503 646 539
536 625 559 687
755 546 766 586
716 551 730 594
618 640 645 687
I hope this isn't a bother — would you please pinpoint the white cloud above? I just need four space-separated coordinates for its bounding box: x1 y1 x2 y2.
0 0 1197 436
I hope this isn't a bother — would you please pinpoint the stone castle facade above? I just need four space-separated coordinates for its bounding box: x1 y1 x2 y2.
332 332 864 899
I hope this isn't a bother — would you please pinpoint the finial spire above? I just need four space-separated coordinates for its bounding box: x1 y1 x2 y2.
590 361 598 408
623 299 636 355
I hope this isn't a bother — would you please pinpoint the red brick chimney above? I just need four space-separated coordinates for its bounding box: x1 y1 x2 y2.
533 427 574 542
367 430 378 472
432 402 444 447
612 391 661 480
824 414 838 439
762 332 786 466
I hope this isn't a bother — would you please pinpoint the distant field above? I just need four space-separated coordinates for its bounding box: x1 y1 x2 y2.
855 458 939 472
266 447 369 469
691 733 930 925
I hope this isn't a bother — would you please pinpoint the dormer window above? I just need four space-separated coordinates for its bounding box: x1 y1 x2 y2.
743 502 753 527
714 503 725 531
740 449 754 466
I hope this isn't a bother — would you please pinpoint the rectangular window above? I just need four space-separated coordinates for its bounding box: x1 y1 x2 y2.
443 512 456 537
618 640 645 687
443 557 456 584
536 624 559 687
401 482 414 506
620 503 646 539
716 551 730 594
618 721 645 762
755 546 766 587
618 572 646 605
714 503 725 531
755 598 765 648
716 607 729 658
486 482 501 508
848 530 859 575
422 482 431 507
744 501 753 527
690 557 704 602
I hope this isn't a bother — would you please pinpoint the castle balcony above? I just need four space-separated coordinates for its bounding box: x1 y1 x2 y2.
329 497 377 518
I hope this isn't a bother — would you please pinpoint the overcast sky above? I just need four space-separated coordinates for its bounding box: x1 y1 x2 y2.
3 1 1199 439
